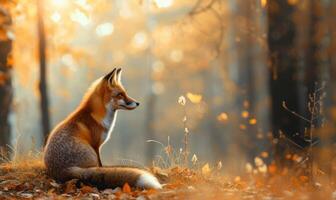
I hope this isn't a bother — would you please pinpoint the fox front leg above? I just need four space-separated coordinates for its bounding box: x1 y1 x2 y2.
95 149 103 167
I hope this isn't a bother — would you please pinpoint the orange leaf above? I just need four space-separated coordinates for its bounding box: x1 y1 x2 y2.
186 92 202 103
201 163 211 175
0 72 7 86
217 113 228 122
64 179 77 194
80 185 94 194
0 28 8 41
122 183 131 193
299 175 308 183
6 54 13 67
268 163 277 174
147 189 157 195
249 118 257 125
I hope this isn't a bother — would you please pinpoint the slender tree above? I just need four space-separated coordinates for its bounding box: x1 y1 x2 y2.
267 1 306 165
0 5 13 159
37 0 50 141
144 0 157 163
267 0 327 166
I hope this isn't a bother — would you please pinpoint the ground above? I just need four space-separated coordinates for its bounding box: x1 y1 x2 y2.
0 159 335 199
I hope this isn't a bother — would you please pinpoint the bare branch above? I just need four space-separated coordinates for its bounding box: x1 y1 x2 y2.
282 101 311 123
284 136 304 149
189 0 217 16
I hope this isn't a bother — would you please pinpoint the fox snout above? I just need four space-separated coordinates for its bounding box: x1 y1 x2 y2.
117 97 140 110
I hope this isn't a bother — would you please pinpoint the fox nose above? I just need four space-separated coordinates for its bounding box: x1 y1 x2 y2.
126 101 140 106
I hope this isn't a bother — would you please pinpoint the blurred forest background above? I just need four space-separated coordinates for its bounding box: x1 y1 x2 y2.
0 0 335 177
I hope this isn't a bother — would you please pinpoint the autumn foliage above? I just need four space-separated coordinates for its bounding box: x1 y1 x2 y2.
0 0 336 199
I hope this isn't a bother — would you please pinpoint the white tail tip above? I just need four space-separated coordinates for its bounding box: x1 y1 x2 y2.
136 172 162 189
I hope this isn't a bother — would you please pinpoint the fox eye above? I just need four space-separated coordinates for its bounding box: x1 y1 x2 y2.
116 93 123 98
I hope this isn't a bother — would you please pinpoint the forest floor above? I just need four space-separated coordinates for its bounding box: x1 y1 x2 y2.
0 158 335 200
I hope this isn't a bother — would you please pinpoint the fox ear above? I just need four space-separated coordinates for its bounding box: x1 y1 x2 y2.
116 68 122 83
104 68 116 81
104 68 117 88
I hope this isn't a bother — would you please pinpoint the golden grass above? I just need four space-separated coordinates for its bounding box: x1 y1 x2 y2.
0 152 335 199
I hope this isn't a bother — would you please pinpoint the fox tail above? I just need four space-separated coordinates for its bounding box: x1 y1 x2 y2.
67 166 162 189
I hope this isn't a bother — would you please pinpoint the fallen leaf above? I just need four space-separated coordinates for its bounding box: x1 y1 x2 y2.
299 176 308 183
239 124 247 130
80 185 95 194
50 181 60 188
136 196 146 200
19 192 33 198
0 72 7 86
245 163 253 173
178 95 186 105
191 154 198 165
102 188 113 194
90 193 100 198
202 163 211 175
111 187 121 193
249 118 257 125
261 151 269 158
217 161 222 170
234 176 241 183
6 54 13 67
186 92 202 103
268 163 277 174
241 111 249 118
254 157 263 167
217 113 228 122
143 188 157 195
64 179 77 194
122 182 131 193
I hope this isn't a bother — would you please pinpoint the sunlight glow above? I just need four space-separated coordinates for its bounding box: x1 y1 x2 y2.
75 0 92 10
51 12 61 23
152 60 165 72
154 0 174 8
113 51 125 63
152 61 165 81
241 111 249 118
217 113 228 122
132 31 148 49
155 26 172 45
170 49 183 62
261 0 267 8
119 2 133 19
152 82 164 94
70 9 91 26
96 23 114 37
51 0 68 7
61 54 77 71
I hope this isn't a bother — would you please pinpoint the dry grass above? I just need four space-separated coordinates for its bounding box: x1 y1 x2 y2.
0 150 335 199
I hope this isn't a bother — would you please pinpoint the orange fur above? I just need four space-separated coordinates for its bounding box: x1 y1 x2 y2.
44 68 161 189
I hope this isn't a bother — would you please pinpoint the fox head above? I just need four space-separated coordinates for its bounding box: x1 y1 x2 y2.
100 68 140 111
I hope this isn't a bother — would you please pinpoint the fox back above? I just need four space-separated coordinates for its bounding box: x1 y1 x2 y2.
44 68 161 189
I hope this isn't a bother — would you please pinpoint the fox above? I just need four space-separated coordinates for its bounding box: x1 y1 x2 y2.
44 68 162 189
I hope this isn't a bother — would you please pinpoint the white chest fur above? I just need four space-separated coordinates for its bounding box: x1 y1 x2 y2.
100 104 117 145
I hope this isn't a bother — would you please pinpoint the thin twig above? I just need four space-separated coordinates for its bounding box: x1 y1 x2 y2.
282 101 311 123
183 106 189 167
283 136 304 149
189 0 217 16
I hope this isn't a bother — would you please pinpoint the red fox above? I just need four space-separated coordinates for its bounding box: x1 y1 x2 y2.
44 68 162 189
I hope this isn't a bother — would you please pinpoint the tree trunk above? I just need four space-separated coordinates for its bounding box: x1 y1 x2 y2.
267 1 306 166
37 0 50 142
0 6 13 159
267 0 327 166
